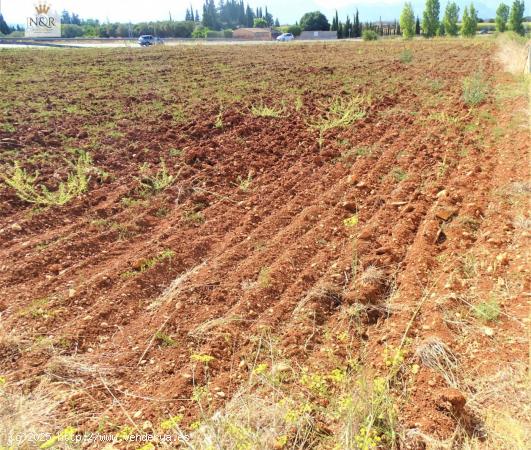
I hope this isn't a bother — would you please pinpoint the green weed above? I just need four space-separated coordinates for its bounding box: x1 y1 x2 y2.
138 159 175 193
462 72 487 106
1 152 92 206
251 103 284 118
399 49 413 63
121 249 175 278
391 168 408 182
155 331 176 347
472 299 500 322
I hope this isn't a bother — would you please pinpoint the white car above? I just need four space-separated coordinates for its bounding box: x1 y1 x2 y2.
276 33 294 42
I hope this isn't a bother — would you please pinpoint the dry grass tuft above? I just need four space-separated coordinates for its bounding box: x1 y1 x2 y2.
360 265 385 285
292 284 342 318
0 378 69 449
416 337 460 388
148 261 206 311
45 354 115 381
188 315 243 340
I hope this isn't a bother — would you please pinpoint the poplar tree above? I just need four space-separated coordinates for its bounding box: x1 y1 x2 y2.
461 3 477 37
495 3 510 32
443 1 460 36
508 0 525 35
400 2 416 39
422 0 440 37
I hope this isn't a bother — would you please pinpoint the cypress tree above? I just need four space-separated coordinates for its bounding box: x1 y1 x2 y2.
332 10 339 31
354 9 361 37
0 14 10 35
345 15 352 37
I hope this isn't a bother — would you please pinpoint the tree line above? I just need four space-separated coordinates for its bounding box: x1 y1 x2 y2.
400 0 526 38
0 0 527 39
197 0 279 30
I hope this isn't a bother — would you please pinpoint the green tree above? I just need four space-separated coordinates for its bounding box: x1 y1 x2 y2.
331 10 339 31
508 0 525 35
353 9 361 37
443 1 460 36
495 3 510 32
461 3 478 37
422 0 440 36
400 2 416 39
245 5 255 27
287 24 302 36
264 7 273 26
345 15 352 37
415 16 421 34
0 14 11 35
253 18 267 28
300 11 330 31
61 24 84 37
202 0 218 30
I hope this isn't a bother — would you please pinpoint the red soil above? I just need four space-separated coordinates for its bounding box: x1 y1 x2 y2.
0 41 528 444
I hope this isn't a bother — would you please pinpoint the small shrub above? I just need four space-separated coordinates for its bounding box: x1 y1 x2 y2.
192 26 209 38
399 49 413 63
206 30 223 39
462 72 487 105
310 96 367 139
183 210 204 223
362 30 378 41
138 159 174 193
1 152 92 206
472 299 501 321
223 29 233 38
287 24 302 36
235 174 253 192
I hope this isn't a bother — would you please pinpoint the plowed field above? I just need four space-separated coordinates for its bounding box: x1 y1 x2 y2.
0 40 529 449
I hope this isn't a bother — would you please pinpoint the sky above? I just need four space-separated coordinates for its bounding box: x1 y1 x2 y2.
1 0 529 25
